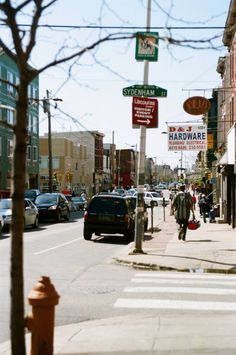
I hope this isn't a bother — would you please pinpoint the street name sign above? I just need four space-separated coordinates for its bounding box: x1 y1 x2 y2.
123 84 167 98
132 97 158 128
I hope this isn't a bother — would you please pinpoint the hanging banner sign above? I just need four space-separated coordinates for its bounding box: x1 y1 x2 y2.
167 124 207 151
135 32 159 61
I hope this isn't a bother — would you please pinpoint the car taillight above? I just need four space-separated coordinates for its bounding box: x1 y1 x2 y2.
124 214 129 224
84 211 88 221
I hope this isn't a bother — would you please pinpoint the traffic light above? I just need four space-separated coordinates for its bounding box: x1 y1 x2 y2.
53 172 57 181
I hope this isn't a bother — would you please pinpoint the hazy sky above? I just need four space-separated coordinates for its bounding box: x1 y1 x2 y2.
20 0 231 168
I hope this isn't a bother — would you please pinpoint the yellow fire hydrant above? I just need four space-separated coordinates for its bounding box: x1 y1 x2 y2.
25 276 60 355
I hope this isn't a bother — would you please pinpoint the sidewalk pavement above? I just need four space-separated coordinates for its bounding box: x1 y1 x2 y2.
1 206 236 354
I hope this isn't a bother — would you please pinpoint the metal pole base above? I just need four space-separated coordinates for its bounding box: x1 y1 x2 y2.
130 248 146 255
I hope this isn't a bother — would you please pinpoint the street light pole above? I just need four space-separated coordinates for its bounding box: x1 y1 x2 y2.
133 0 151 254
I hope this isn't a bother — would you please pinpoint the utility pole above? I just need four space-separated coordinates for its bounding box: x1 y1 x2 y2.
43 91 62 193
133 0 151 253
43 90 53 193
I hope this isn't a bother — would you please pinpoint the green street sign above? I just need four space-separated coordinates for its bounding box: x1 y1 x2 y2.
122 85 167 98
135 32 159 61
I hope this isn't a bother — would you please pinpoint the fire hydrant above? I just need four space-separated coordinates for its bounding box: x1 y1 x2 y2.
25 276 60 355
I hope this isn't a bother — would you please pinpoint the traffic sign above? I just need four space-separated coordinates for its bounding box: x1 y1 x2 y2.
132 97 158 128
123 84 167 98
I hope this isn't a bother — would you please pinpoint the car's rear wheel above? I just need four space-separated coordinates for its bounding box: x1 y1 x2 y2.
55 211 61 222
84 227 92 240
64 210 70 221
124 229 134 242
32 215 39 229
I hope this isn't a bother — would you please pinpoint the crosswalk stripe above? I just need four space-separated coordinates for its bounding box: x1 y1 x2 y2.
114 298 236 311
135 272 236 281
124 286 236 295
131 278 236 286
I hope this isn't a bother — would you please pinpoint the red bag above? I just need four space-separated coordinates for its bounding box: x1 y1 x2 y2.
188 219 200 230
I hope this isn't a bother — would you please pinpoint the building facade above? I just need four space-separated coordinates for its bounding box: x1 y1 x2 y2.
48 131 104 196
0 49 39 195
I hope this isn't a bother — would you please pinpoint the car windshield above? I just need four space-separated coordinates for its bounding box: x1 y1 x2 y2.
90 197 126 214
0 199 12 209
72 197 84 202
35 195 58 204
25 190 37 199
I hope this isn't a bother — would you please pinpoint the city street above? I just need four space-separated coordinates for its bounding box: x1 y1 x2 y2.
0 206 165 343
1 205 236 354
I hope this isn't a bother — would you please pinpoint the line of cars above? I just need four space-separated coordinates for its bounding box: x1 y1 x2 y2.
0 190 87 234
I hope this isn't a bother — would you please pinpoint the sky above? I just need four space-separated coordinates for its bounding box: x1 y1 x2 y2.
4 0 231 169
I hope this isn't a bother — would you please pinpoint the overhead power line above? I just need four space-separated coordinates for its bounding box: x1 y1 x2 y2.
0 23 227 30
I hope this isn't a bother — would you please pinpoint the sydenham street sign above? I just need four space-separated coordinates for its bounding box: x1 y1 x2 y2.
167 124 207 151
123 84 167 98
132 97 158 128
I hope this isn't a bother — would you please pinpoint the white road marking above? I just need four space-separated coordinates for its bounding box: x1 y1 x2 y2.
114 298 236 311
124 286 236 295
135 272 236 281
34 237 82 255
131 278 236 286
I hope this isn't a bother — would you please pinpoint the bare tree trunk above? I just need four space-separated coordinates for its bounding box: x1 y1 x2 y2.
10 80 28 355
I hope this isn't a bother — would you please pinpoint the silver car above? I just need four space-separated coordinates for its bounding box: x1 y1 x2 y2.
0 198 39 230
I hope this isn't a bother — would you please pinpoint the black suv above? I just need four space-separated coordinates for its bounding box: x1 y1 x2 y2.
83 194 136 241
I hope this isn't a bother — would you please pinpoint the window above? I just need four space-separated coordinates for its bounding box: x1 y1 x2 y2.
39 156 48 169
7 71 14 94
7 139 13 157
32 115 38 134
33 146 37 161
52 157 59 169
28 84 32 98
32 86 38 99
27 145 31 160
7 109 14 125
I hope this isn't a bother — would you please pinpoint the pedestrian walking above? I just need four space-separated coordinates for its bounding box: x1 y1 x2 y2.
192 193 197 210
171 184 195 241
199 194 211 223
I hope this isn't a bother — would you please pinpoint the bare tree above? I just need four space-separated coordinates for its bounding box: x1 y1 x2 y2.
0 1 226 354
0 1 134 354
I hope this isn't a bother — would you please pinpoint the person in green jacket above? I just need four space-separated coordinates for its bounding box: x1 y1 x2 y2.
172 184 195 241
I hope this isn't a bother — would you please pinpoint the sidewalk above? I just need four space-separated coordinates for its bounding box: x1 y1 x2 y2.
113 206 236 273
1 207 236 354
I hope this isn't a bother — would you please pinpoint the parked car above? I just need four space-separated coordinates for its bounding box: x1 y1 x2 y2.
0 213 4 234
111 188 126 196
133 191 158 207
0 198 39 230
150 191 170 206
83 194 136 241
71 196 87 211
34 193 70 222
24 189 41 202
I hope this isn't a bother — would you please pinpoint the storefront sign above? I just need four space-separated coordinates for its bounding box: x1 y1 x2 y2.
183 96 211 115
167 124 207 151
